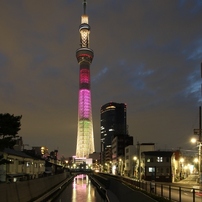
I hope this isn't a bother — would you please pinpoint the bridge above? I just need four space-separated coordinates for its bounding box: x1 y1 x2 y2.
69 168 94 174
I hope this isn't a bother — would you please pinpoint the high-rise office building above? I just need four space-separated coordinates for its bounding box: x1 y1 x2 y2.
75 0 95 158
100 102 127 153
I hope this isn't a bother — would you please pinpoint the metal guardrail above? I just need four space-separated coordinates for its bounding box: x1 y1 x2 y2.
94 173 202 202
114 175 201 202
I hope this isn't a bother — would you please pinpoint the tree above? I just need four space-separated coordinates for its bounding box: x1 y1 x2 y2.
0 113 22 150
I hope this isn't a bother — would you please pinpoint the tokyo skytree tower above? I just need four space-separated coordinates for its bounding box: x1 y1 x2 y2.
75 0 95 158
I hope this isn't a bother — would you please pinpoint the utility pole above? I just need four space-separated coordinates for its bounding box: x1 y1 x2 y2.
199 106 202 184
193 63 202 184
200 62 202 184
137 142 141 181
193 107 202 183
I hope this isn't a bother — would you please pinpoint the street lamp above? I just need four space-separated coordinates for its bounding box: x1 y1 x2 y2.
194 158 199 164
194 158 199 174
133 156 137 178
119 158 123 175
191 137 202 183
105 163 108 173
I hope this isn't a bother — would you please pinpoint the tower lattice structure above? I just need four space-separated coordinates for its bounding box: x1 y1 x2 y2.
75 0 95 158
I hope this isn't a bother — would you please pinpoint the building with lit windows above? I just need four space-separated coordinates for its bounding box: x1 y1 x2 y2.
0 148 45 182
142 151 175 182
124 143 155 178
100 102 128 165
75 0 95 158
101 102 127 151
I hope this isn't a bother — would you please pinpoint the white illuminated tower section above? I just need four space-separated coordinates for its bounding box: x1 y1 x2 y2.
76 0 95 158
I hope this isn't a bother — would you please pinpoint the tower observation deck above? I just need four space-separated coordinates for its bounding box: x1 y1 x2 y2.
75 0 95 158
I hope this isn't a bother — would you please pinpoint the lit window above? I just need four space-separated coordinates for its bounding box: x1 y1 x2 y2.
106 106 116 110
148 167 155 172
157 157 163 162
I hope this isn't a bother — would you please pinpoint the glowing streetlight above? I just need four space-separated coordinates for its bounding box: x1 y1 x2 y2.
194 158 199 163
191 138 197 144
119 158 123 175
133 156 137 178
191 137 202 183
180 158 184 163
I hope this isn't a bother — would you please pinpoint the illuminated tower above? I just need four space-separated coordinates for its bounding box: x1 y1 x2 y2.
76 0 95 158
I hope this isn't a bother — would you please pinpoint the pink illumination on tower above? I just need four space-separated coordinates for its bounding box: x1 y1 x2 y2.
75 0 95 158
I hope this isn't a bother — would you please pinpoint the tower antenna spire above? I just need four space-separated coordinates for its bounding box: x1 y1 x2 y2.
83 0 87 15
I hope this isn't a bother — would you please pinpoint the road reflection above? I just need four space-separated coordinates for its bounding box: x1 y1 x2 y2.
53 174 104 202
72 174 96 202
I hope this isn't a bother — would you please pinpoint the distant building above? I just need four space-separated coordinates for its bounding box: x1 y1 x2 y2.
100 102 128 164
89 152 100 163
112 135 133 175
101 102 127 150
142 151 175 182
0 148 45 182
124 143 155 178
138 143 155 154
89 152 101 172
112 135 133 160
124 145 136 177
13 136 24 151
32 146 49 157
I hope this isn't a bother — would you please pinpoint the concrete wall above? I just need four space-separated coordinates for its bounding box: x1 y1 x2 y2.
0 172 70 202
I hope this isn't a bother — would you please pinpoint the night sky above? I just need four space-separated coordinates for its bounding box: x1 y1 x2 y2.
1 0 202 157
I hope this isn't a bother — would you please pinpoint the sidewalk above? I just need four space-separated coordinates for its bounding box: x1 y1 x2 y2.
107 178 157 202
175 174 198 186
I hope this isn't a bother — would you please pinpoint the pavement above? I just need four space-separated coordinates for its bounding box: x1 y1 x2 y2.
173 174 202 194
106 178 157 202
105 174 200 201
175 174 198 186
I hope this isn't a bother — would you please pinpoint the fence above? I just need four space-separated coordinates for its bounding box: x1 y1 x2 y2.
121 176 201 202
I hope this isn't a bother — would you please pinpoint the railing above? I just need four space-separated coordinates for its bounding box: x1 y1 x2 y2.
69 168 93 174
114 175 201 202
